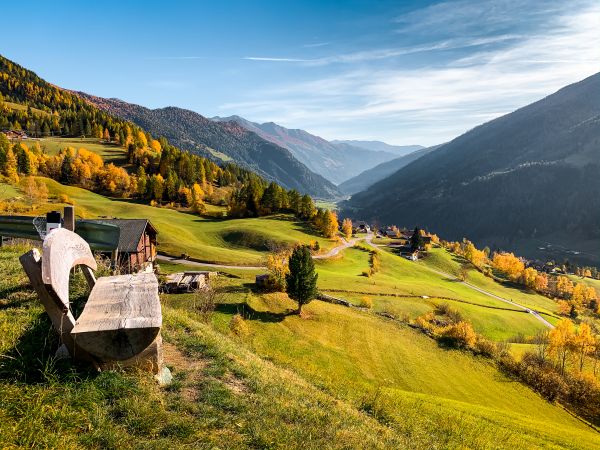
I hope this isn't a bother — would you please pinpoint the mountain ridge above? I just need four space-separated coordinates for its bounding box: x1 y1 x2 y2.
212 115 402 185
343 72 600 265
78 94 341 199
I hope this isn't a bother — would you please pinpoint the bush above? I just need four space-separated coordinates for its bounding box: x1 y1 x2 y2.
229 314 250 337
474 338 499 357
192 285 218 320
360 296 373 309
437 321 477 348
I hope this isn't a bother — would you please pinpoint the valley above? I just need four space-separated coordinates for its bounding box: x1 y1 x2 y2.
1 29 600 450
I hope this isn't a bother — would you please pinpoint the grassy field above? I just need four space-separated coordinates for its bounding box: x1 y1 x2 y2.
38 137 129 165
315 246 549 340
420 248 562 319
1 177 336 265
2 244 599 448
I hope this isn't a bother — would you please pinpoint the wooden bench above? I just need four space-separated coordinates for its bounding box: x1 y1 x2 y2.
20 228 163 373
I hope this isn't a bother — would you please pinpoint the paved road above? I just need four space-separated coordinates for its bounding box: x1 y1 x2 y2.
313 237 359 259
362 233 554 328
157 237 362 270
160 235 553 328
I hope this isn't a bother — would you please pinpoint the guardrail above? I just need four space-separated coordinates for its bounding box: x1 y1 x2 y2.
0 215 120 251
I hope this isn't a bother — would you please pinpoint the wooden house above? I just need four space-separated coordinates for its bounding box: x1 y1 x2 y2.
87 219 158 273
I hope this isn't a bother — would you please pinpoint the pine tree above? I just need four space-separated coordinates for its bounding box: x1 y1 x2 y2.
286 246 318 315
60 153 74 184
410 226 423 251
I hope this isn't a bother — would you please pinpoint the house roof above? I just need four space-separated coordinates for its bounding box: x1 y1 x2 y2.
85 219 157 252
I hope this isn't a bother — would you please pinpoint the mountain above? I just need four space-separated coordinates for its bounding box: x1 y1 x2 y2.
338 146 437 195
213 116 399 185
79 95 341 199
343 73 600 265
331 140 424 157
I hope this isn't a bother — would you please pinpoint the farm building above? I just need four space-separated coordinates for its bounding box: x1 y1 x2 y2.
87 218 158 273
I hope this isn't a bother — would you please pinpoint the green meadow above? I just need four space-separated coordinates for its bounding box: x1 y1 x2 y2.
3 177 335 265
2 243 598 448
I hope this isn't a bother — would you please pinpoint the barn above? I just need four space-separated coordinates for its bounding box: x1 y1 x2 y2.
87 219 158 273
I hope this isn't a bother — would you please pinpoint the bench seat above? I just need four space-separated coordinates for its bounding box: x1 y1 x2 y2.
72 272 161 361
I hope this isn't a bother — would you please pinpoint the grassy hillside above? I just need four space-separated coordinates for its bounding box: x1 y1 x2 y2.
315 246 550 340
39 137 128 165
2 244 599 448
3 177 335 265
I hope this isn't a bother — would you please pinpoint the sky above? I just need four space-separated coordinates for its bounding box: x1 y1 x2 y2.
0 0 598 146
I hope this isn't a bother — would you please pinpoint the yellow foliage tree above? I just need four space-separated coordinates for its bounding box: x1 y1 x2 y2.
150 139 162 153
549 319 575 374
3 148 19 183
189 183 206 214
265 246 292 291
556 276 574 299
574 323 596 371
323 210 339 238
341 218 353 240
492 252 525 281
534 273 548 292
521 267 538 289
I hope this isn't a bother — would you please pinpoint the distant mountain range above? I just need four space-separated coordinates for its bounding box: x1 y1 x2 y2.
212 116 403 185
331 140 424 157
343 73 600 265
79 95 341 199
338 146 438 195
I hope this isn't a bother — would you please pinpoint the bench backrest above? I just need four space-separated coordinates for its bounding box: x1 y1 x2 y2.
41 228 97 309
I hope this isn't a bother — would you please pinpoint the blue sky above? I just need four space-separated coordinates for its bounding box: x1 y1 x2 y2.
1 0 598 145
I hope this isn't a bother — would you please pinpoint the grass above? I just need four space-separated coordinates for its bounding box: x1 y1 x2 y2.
2 244 599 448
1 177 336 265
3 101 51 116
421 248 561 319
39 137 129 165
314 246 548 340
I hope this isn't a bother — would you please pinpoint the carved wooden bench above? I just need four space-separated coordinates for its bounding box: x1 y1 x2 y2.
19 228 163 373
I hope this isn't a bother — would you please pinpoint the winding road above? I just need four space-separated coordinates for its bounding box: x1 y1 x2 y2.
159 232 554 329
156 236 358 270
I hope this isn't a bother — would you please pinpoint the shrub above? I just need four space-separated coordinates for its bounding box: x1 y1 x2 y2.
474 338 499 357
192 285 218 320
437 321 477 348
229 314 250 337
360 296 373 309
58 193 72 204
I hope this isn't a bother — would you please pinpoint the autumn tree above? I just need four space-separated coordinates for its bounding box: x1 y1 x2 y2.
492 252 525 281
189 183 206 214
322 210 339 238
549 319 575 375
573 323 596 372
556 276 574 299
341 218 353 240
265 246 292 291
286 245 318 315
3 147 18 183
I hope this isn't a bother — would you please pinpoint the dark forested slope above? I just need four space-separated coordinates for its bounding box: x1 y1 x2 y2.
343 73 600 264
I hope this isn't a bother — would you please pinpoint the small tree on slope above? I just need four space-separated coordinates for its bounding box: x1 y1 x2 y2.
286 246 318 315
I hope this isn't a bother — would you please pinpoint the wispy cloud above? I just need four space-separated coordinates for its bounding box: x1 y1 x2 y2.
243 34 522 66
303 42 329 48
243 56 311 62
224 0 600 145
